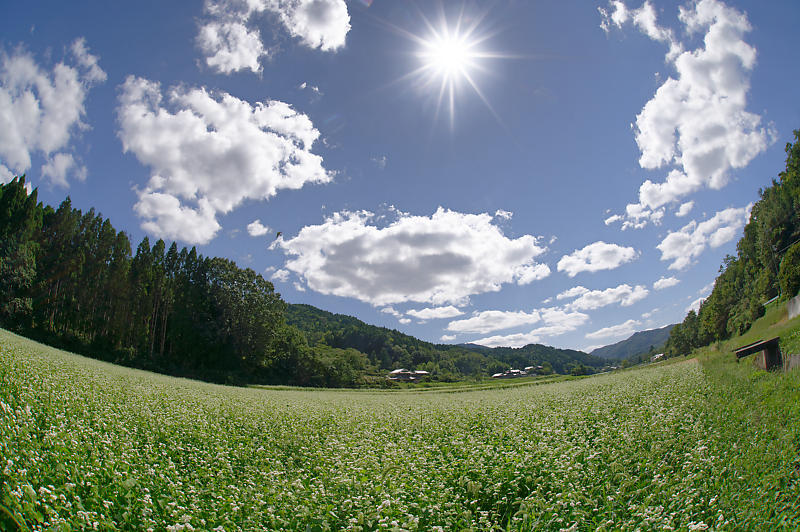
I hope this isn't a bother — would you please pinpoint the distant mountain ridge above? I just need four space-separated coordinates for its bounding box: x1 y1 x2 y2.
286 303 608 376
590 324 676 360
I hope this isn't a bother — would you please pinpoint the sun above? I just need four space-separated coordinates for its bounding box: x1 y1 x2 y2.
403 7 504 129
420 33 475 79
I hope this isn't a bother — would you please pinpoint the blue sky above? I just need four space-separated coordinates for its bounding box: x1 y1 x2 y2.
2 0 799 352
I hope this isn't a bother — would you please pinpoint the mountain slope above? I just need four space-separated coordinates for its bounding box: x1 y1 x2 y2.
590 324 676 360
287 303 607 376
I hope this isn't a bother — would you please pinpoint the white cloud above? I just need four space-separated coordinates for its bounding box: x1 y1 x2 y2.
198 21 267 74
653 276 680 290
271 269 290 282
675 200 694 217
604 214 623 225
657 205 750 270
556 286 590 300
134 193 221 245
198 0 350 74
440 334 456 342
380 306 402 318
247 219 271 237
41 152 85 188
471 308 589 348
274 207 550 306
585 319 641 341
406 306 464 320
0 39 105 186
565 283 649 311
686 296 705 313
117 76 332 245
280 0 350 51
495 209 513 220
603 0 774 227
399 318 411 325
446 310 541 335
557 241 638 277
698 281 715 295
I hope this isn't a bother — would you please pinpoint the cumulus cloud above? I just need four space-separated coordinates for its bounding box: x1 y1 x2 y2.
675 201 694 217
560 283 649 311
0 39 105 186
117 76 332 245
657 205 750 270
247 219 271 237
440 334 456 342
653 276 680 290
585 319 641 340
556 286 590 300
406 306 464 320
198 0 350 74
198 21 267 74
273 207 550 306
446 310 541 335
557 241 638 277
602 0 774 227
271 269 290 282
471 308 589 348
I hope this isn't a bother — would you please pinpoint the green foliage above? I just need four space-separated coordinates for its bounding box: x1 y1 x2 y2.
286 304 607 380
779 241 800 298
666 129 800 354
0 176 41 329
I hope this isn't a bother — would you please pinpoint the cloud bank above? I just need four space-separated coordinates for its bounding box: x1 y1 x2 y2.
601 0 774 227
273 207 550 306
117 76 332 245
198 0 351 74
657 205 750 270
0 39 106 186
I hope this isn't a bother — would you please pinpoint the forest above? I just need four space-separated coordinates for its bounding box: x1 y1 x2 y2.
664 130 800 356
0 180 606 387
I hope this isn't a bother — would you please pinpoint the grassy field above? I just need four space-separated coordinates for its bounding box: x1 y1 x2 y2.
2 317 800 530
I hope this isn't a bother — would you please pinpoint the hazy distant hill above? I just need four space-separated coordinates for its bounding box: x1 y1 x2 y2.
590 324 676 360
287 304 607 376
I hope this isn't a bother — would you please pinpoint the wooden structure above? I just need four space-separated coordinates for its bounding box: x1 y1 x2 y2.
734 337 782 371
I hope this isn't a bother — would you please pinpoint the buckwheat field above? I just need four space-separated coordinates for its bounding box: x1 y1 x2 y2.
2 329 799 530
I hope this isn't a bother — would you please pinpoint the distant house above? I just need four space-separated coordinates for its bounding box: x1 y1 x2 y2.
651 353 665 362
387 368 430 382
524 365 545 373
491 369 527 379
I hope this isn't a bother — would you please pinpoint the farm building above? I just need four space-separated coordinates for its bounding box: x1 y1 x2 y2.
387 368 430 382
491 369 527 379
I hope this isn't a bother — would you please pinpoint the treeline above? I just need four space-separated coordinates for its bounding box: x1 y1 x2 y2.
287 304 608 378
665 130 800 356
0 177 357 386
0 176 607 386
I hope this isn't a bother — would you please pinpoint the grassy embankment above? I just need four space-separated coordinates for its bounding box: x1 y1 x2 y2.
1 304 799 530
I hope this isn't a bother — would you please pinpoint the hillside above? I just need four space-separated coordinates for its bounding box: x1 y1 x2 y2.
664 130 800 356
287 303 607 377
590 324 675 360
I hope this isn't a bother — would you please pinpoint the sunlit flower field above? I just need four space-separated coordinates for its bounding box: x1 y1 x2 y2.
2 329 798 531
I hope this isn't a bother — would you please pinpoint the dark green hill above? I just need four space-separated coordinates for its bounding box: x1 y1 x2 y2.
590 324 675 360
287 303 607 378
